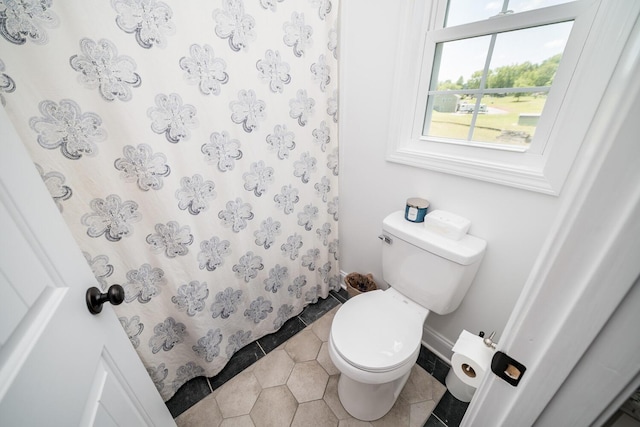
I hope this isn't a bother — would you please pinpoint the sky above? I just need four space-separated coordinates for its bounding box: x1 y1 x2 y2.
437 0 574 82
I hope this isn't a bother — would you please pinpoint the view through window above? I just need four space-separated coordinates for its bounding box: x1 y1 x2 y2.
422 1 574 149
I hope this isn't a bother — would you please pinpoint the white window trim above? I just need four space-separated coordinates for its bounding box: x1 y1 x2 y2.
387 0 634 195
419 3 583 155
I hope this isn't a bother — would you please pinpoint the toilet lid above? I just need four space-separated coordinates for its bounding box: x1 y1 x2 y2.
331 290 424 372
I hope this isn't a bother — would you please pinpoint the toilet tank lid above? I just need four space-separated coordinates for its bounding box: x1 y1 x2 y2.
382 211 487 265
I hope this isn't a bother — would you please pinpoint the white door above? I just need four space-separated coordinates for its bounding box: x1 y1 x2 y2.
0 107 176 426
463 10 640 426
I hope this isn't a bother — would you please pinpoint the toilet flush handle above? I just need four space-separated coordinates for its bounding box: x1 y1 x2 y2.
378 234 392 245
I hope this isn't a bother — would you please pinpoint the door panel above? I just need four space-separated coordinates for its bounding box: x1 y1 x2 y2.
0 107 175 426
0 200 49 307
82 351 151 426
0 270 28 346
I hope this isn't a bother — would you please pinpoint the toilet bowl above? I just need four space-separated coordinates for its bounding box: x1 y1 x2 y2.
328 288 428 421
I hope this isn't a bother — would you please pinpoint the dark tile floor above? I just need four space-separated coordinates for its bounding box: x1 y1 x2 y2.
165 288 469 426
417 346 469 427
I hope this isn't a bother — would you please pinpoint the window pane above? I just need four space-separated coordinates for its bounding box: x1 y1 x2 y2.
446 0 507 27
431 36 491 91
426 94 473 140
488 22 573 89
507 0 574 14
425 91 549 146
446 0 574 27
424 20 573 147
471 92 549 146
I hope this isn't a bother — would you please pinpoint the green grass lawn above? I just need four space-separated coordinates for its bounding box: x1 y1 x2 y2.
428 95 547 145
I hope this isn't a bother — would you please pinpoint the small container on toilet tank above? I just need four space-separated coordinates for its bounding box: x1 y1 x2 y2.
404 198 429 223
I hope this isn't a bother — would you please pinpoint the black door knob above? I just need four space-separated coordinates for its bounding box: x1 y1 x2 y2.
86 284 125 314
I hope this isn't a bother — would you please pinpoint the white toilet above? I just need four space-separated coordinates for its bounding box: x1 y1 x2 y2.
329 211 487 421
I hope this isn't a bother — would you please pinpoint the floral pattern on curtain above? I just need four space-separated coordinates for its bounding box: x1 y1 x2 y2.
0 0 339 401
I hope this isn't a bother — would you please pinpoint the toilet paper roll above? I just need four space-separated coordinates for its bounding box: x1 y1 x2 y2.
446 368 477 402
450 330 495 388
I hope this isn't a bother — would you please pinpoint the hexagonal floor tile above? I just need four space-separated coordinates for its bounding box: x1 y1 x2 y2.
311 306 339 342
284 329 322 362
175 393 223 427
317 341 340 375
399 365 447 404
371 396 410 427
291 400 339 427
287 360 329 403
215 370 261 418
338 419 373 427
323 375 350 420
220 414 255 427
250 385 297 427
253 348 294 388
409 400 438 427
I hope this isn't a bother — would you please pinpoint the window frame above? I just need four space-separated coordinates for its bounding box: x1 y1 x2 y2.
386 0 608 195
420 6 578 151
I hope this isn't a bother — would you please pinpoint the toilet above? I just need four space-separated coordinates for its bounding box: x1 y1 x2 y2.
329 211 486 421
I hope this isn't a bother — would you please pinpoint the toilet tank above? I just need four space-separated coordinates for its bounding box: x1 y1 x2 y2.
380 211 486 315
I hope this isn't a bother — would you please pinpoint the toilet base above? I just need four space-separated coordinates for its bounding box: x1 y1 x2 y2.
336 369 412 421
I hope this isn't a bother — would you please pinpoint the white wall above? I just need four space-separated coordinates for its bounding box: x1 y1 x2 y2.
338 0 567 359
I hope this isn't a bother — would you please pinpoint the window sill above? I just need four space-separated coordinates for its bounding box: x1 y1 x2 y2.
387 142 557 195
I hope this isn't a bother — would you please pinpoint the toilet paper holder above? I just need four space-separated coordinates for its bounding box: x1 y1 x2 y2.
479 331 497 349
491 351 527 387
478 331 528 387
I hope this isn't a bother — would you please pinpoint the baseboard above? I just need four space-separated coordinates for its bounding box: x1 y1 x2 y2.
421 326 454 365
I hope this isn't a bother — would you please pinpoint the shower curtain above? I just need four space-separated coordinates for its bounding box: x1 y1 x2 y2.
0 0 339 401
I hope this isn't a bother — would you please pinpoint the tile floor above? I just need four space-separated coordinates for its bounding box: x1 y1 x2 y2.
175 304 447 427
167 289 470 427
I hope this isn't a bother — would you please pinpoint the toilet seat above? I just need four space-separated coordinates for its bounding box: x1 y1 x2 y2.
331 289 426 373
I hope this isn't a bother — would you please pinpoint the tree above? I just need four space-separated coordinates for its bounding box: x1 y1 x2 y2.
437 79 462 90
466 70 484 89
534 54 562 86
443 54 562 99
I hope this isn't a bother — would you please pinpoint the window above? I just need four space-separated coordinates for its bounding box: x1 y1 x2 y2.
386 0 630 195
420 1 577 151
424 20 573 148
